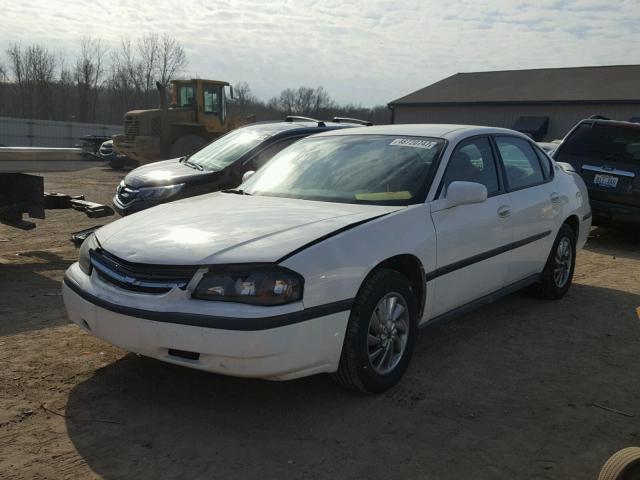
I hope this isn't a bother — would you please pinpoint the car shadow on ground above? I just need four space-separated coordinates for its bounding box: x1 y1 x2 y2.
0 250 72 336
585 226 640 261
64 283 640 480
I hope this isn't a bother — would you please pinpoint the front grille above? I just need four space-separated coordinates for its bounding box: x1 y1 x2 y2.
124 117 140 143
90 248 198 294
116 183 139 206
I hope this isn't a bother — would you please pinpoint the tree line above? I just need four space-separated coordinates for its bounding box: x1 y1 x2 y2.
0 37 390 126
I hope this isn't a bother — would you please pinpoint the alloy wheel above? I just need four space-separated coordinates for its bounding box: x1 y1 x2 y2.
553 236 573 288
367 292 410 375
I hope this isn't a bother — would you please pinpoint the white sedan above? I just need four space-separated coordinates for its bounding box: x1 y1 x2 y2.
63 125 591 393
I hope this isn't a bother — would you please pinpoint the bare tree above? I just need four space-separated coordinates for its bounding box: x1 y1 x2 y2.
0 62 6 116
270 86 335 116
137 34 159 106
232 81 257 117
6 44 57 119
74 38 106 122
157 34 187 88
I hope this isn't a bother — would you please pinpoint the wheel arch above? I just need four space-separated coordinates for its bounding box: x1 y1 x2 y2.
360 254 427 318
563 214 580 238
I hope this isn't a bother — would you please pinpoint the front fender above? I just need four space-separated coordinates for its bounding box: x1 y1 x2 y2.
280 204 436 311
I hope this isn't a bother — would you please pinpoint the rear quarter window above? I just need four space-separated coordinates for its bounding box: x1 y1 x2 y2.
532 145 553 179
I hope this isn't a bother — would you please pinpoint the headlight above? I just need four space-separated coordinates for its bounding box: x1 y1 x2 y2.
78 233 99 275
192 265 304 306
138 183 185 200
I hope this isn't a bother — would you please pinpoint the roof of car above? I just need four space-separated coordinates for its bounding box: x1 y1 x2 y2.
578 118 640 129
308 124 530 142
239 120 355 136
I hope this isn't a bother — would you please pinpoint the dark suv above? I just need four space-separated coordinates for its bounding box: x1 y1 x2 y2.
113 117 368 215
554 118 640 225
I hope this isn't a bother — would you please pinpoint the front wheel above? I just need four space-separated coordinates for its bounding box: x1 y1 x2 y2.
332 269 418 393
536 224 576 299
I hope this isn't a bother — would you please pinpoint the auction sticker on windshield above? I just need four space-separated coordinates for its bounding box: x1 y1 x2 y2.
389 138 438 149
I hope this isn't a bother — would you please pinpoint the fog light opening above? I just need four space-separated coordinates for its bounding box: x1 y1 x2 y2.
81 319 91 331
168 349 200 361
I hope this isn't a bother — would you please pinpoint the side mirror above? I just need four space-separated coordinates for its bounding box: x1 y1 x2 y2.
242 170 255 183
445 181 488 207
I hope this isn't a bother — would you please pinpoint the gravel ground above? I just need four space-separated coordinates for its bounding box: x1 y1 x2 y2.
1 166 639 480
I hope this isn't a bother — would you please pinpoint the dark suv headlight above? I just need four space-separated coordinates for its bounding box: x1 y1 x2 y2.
192 265 303 306
138 183 185 200
78 233 99 275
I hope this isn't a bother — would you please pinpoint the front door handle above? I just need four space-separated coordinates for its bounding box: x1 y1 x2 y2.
551 192 561 204
497 205 511 218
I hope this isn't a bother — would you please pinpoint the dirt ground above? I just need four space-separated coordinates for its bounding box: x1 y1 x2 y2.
1 166 640 480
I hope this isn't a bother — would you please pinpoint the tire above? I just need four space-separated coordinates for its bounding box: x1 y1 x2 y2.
598 447 640 480
169 134 207 158
535 224 576 299
332 268 418 394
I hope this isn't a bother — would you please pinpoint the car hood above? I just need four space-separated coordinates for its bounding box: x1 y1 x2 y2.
124 158 214 188
95 193 403 265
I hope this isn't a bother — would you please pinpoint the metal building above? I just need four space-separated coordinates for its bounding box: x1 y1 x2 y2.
388 65 640 141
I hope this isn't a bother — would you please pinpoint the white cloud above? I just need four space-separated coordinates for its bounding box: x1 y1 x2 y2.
1 0 639 106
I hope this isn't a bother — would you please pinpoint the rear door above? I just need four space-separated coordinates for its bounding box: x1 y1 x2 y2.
493 135 558 284
555 122 640 208
430 136 513 317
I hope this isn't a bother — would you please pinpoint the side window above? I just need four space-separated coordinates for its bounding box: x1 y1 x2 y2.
495 136 545 190
179 85 195 107
251 138 298 170
533 145 553 179
203 85 221 114
442 137 500 195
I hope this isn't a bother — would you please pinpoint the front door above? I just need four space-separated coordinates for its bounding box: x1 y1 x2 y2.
430 136 513 317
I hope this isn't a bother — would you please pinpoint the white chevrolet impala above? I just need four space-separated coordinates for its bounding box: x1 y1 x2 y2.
63 125 591 393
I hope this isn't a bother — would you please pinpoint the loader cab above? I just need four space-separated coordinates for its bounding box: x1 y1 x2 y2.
171 79 231 132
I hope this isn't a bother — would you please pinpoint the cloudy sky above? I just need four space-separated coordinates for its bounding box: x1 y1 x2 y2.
2 0 639 106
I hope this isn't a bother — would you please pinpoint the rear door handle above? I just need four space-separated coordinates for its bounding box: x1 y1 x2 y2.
497 205 511 218
551 192 561 204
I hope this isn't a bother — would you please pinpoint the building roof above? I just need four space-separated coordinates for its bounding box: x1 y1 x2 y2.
389 65 640 106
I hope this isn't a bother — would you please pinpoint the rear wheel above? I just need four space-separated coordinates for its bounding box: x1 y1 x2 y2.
332 269 418 394
169 134 207 159
536 224 576 299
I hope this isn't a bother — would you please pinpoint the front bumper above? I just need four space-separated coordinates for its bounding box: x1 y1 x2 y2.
62 263 349 380
590 199 640 225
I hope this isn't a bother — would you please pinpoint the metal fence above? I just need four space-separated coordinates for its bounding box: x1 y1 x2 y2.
0 117 122 147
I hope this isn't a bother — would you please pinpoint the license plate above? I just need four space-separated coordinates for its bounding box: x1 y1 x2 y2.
593 173 618 188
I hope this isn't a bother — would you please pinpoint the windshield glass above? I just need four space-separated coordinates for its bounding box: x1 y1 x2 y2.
241 135 445 205
188 127 271 171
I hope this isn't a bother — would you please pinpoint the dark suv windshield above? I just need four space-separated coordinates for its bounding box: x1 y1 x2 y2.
188 127 271 171
241 134 445 205
558 122 640 163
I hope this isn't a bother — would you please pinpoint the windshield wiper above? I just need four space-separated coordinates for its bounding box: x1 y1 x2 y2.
181 158 203 171
222 188 251 195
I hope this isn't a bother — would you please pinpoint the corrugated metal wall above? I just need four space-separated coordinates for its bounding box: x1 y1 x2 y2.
393 103 640 141
0 117 122 147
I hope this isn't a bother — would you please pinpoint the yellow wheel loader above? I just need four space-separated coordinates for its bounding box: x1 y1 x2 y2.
112 79 249 165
